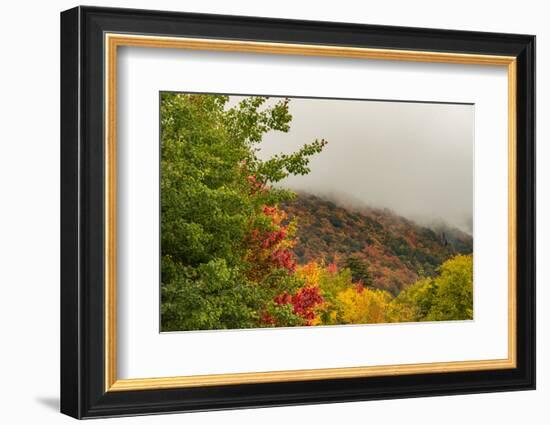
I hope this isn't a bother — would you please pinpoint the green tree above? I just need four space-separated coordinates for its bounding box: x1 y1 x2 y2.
388 254 473 322
424 254 473 321
160 93 326 331
344 255 372 286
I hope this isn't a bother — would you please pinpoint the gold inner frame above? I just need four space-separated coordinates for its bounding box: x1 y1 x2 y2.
104 33 517 392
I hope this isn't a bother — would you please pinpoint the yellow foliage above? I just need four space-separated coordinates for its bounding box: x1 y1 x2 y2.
337 287 391 324
295 254 473 326
296 261 323 286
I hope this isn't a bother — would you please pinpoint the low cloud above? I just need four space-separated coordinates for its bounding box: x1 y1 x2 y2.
235 96 474 234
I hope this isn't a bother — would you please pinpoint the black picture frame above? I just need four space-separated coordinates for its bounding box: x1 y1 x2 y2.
61 5 535 419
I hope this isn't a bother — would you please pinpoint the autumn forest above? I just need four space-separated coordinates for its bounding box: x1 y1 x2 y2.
160 93 474 332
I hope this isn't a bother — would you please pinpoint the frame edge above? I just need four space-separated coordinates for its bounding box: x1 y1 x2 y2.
60 6 83 420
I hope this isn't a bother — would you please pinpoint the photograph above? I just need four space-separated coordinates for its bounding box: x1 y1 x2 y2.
160 93 474 332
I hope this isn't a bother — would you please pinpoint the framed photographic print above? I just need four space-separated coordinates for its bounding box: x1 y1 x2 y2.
60 6 535 419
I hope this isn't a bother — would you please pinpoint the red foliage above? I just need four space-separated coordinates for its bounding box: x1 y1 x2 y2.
246 204 297 277
274 286 324 325
270 248 297 272
260 311 276 325
239 161 268 195
262 205 277 216
245 174 270 195
327 263 338 274
274 292 292 305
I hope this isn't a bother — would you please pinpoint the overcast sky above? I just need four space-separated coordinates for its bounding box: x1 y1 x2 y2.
233 96 473 233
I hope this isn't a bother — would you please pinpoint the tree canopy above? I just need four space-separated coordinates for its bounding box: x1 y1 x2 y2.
160 94 326 331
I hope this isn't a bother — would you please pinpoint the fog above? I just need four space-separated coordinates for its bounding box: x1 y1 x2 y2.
236 96 473 234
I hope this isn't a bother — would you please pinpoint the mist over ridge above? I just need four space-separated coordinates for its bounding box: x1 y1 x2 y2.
291 189 473 236
251 96 474 235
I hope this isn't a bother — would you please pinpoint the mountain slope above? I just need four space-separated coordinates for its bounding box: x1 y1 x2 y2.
283 193 473 294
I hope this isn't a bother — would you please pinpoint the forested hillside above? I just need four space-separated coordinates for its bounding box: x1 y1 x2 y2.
284 193 473 294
